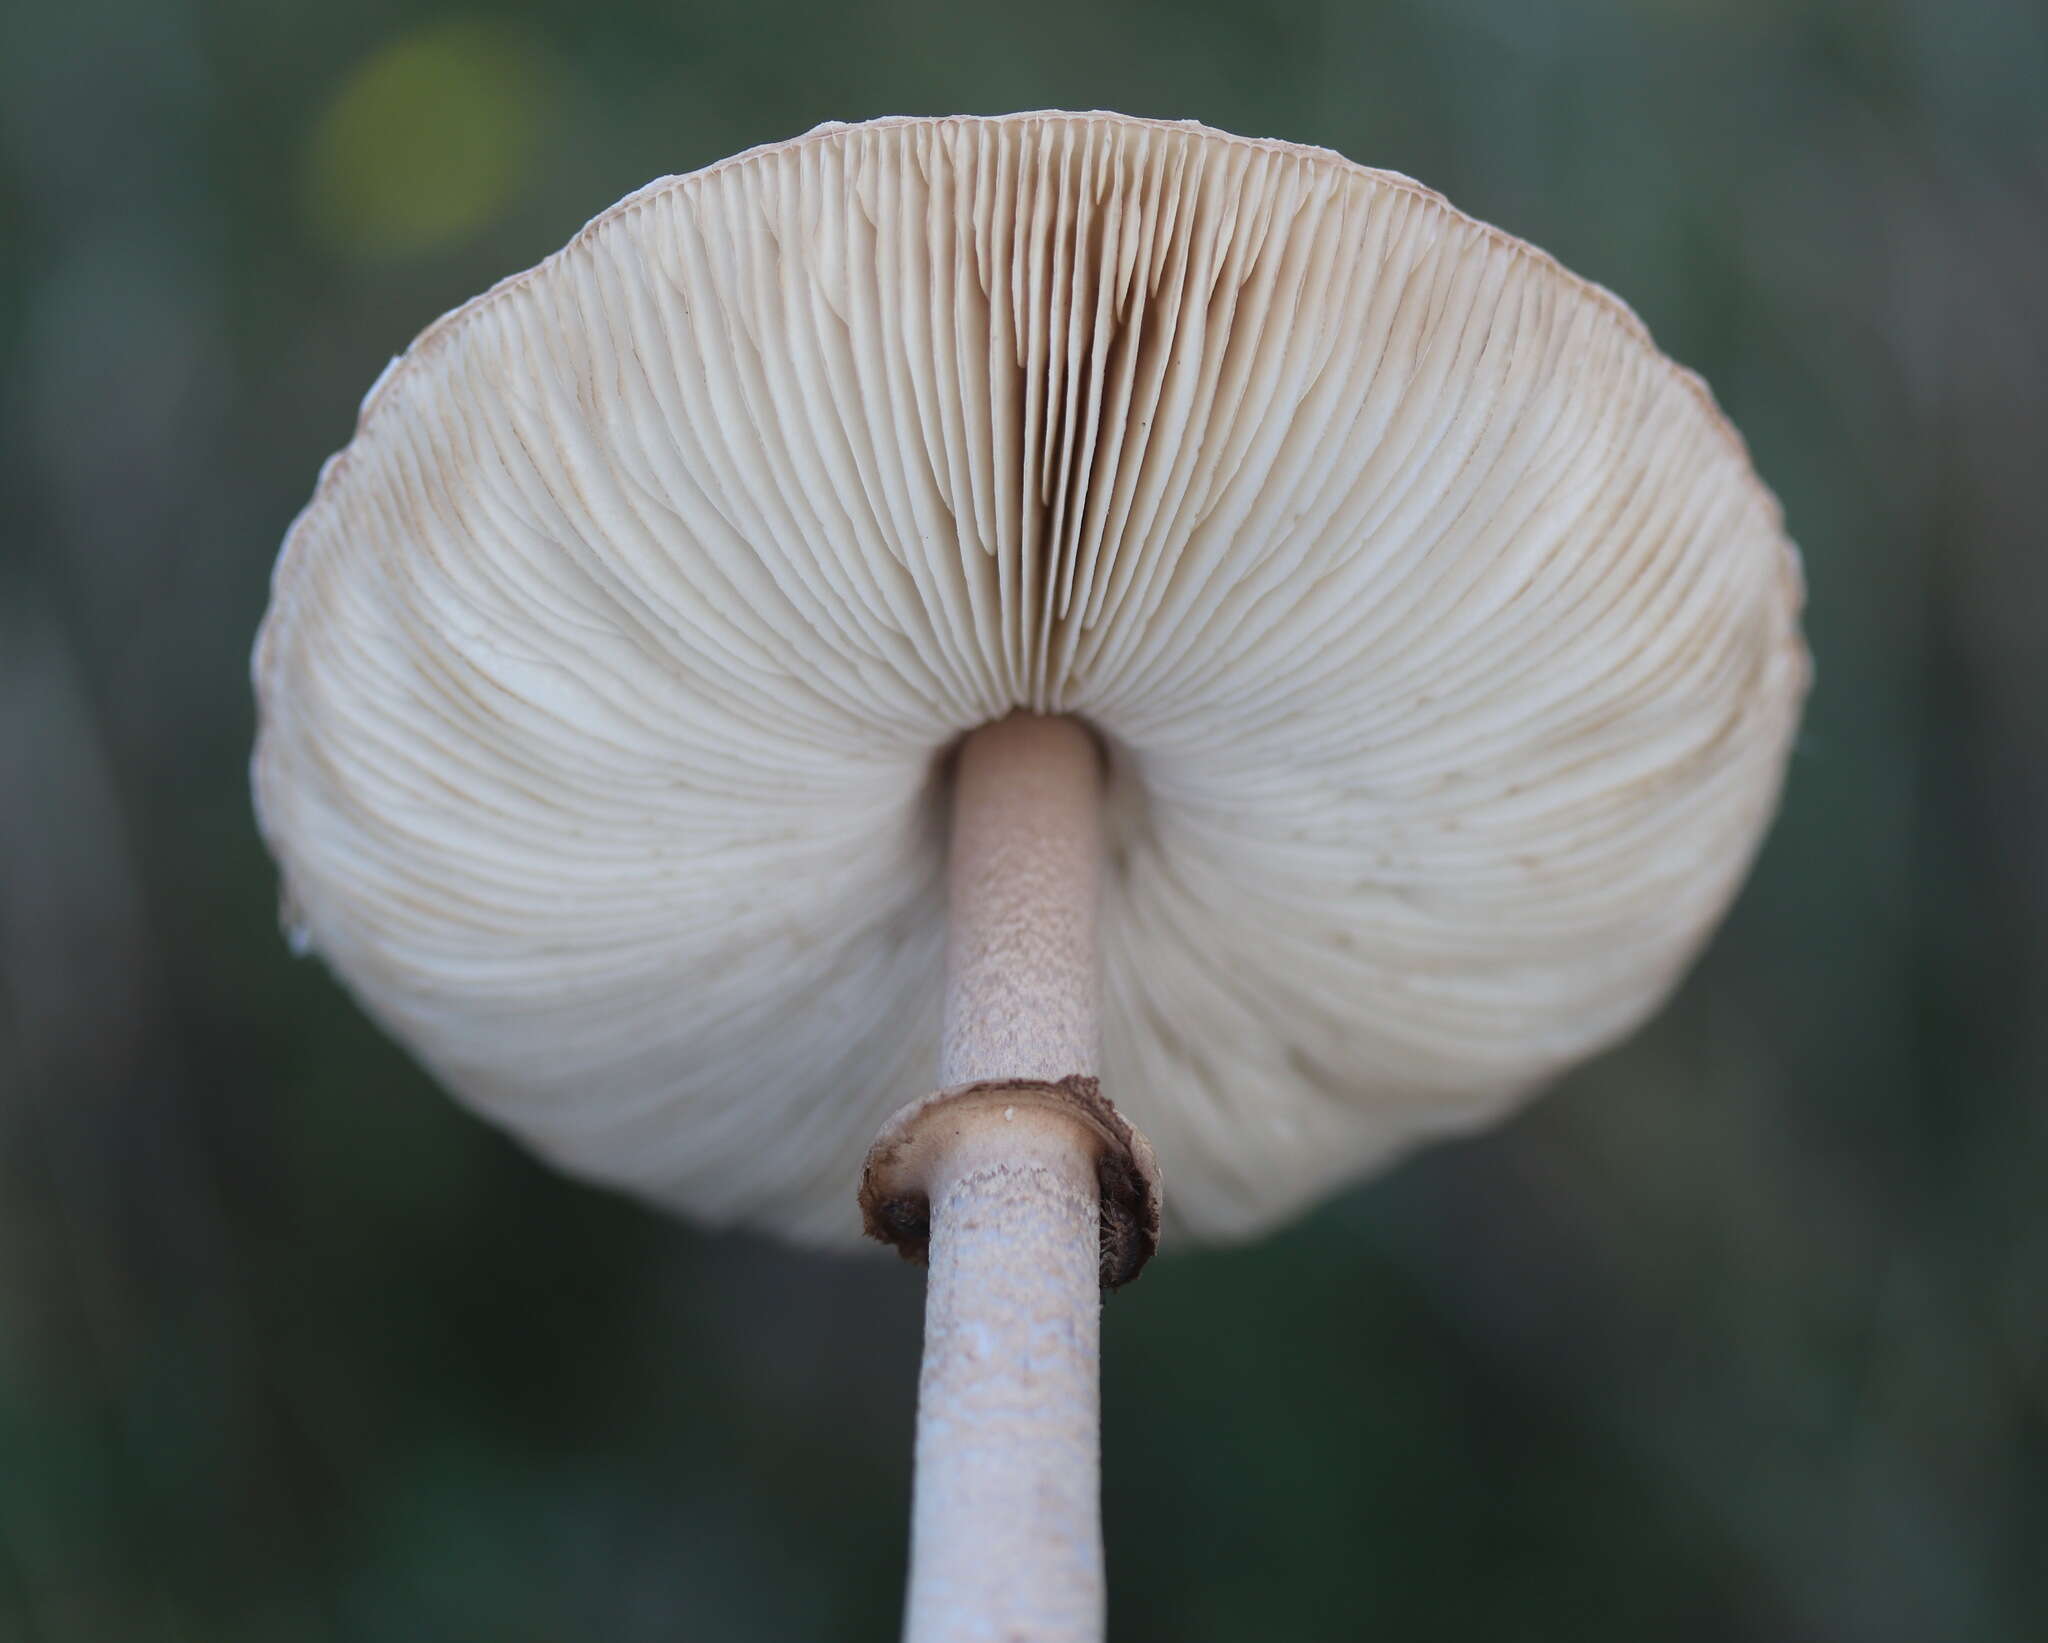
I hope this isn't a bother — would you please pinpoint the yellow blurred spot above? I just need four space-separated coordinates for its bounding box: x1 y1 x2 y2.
305 20 552 260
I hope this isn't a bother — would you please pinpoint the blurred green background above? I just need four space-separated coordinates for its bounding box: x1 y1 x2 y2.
4 0 2045 1638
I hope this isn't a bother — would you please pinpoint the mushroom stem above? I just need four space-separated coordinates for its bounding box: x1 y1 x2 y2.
939 713 1103 1088
907 714 1107 1643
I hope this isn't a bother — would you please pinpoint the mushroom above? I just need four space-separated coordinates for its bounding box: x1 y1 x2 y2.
254 112 1807 1643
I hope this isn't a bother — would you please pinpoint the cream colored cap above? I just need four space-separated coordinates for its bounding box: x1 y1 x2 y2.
253 112 1808 1245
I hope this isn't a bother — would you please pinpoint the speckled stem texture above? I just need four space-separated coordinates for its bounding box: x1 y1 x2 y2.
939 715 1102 1089
906 715 1107 1643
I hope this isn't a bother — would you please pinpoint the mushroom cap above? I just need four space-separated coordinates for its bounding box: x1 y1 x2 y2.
254 112 1808 1246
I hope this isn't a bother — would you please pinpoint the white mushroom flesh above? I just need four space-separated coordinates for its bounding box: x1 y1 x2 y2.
253 112 1808 1243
